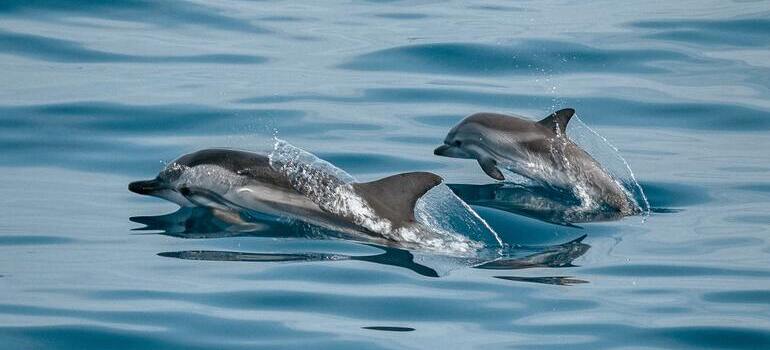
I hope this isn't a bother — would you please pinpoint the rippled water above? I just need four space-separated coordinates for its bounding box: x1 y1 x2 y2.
2 1 770 349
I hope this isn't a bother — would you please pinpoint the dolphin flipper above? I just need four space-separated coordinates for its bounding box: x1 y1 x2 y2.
178 186 265 230
538 108 575 135
179 186 236 211
351 172 443 228
478 157 505 180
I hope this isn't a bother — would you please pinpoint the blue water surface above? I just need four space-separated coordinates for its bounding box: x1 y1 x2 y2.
1 1 770 349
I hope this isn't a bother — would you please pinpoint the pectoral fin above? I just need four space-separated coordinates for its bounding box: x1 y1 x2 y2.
178 186 233 211
478 157 505 180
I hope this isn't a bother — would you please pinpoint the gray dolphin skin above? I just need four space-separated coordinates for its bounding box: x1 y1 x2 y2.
129 149 442 242
434 109 638 214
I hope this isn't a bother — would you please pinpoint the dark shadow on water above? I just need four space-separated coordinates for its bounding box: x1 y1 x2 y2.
361 326 415 332
132 207 591 281
493 276 588 286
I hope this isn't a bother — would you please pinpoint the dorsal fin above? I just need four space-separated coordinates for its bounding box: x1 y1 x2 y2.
351 172 443 228
537 108 575 134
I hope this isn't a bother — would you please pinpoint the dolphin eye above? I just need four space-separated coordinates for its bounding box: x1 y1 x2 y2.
453 140 462 146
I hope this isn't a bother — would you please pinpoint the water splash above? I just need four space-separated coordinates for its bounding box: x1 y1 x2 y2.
567 115 651 219
268 139 501 255
415 183 504 249
268 139 388 233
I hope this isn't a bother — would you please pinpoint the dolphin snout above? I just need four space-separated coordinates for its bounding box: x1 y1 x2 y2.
129 179 162 195
433 144 452 156
434 143 473 159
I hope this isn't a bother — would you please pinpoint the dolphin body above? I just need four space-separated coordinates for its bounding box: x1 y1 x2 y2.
434 109 638 214
129 149 443 245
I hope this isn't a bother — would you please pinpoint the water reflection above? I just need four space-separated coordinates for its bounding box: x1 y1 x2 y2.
131 207 591 282
448 183 626 225
493 276 588 286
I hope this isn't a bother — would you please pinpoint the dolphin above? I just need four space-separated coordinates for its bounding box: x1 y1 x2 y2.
433 108 639 214
129 149 443 245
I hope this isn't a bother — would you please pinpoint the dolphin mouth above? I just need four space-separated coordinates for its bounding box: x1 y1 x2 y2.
129 179 163 195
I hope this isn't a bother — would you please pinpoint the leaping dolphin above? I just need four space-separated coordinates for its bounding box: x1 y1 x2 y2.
433 108 639 215
129 149 445 246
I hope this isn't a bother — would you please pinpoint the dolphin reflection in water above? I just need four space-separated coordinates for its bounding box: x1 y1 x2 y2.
447 183 627 226
131 207 590 284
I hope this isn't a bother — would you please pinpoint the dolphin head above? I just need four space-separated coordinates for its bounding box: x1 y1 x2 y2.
129 163 193 206
434 114 515 180
433 121 481 159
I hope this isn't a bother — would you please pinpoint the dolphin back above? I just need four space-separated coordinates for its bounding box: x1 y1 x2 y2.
351 172 443 228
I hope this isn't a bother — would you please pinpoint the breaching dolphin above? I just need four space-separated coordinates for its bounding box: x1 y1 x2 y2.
433 108 638 214
129 149 443 244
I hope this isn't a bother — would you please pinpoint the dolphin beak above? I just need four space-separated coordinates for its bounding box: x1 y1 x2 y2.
434 144 472 159
433 144 452 156
129 179 162 195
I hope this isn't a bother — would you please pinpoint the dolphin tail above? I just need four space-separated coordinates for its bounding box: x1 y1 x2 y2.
351 172 443 227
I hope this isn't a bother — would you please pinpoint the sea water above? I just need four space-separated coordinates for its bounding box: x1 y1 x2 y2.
1 1 769 349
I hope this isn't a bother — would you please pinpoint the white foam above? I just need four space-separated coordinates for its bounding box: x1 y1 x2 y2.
567 115 651 219
268 138 501 255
